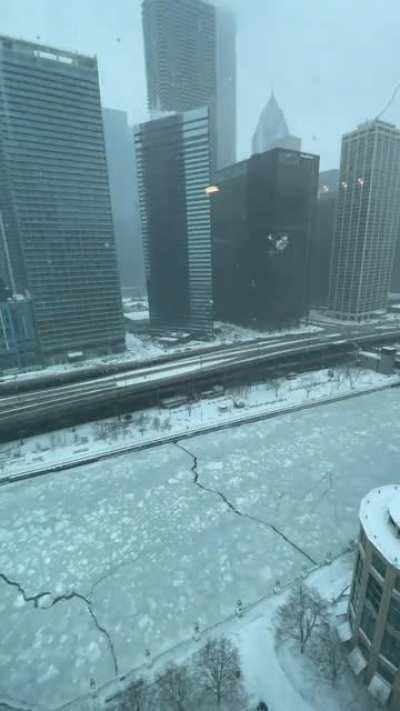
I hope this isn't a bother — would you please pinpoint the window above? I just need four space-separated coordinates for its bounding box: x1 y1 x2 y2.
366 575 383 613
350 552 364 613
371 551 386 579
360 604 376 642
388 596 400 631
381 631 400 668
377 661 395 684
358 635 370 660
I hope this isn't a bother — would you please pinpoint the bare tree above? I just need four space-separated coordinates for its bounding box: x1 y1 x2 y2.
196 637 245 708
275 583 328 654
152 416 161 432
303 375 315 399
309 622 343 687
154 662 193 711
271 378 281 398
117 677 150 711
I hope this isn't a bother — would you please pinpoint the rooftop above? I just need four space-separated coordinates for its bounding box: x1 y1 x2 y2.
360 485 400 569
0 34 96 65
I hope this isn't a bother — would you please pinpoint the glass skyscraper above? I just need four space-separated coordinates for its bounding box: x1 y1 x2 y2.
142 0 236 171
0 35 124 359
135 107 213 338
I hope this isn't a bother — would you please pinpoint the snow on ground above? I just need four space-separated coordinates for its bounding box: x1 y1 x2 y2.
1 320 321 382
1 388 400 708
235 556 379 711
1 365 397 478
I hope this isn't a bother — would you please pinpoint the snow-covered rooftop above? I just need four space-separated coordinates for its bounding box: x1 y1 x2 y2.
360 485 400 569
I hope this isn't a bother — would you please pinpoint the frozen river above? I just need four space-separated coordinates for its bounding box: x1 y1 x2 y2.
1 388 400 709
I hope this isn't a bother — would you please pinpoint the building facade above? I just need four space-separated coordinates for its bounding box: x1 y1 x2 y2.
328 120 400 321
135 107 213 338
142 0 236 171
0 296 40 370
0 35 125 360
348 486 400 709
309 169 339 308
212 147 319 328
391 234 400 295
103 107 145 294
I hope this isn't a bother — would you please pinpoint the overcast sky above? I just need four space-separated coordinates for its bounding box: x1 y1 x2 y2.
1 0 399 170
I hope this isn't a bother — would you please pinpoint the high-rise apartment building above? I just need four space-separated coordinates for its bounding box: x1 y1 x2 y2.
328 120 400 321
0 36 125 359
102 108 145 294
135 107 213 338
213 148 319 328
142 0 236 171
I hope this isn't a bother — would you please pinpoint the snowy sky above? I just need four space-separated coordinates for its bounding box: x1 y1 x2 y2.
1 0 400 169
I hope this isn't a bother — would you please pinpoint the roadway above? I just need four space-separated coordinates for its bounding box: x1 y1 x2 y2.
1 323 399 440
2 376 399 488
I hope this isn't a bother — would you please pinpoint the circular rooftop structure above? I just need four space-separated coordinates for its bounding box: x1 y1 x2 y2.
389 498 400 536
360 485 400 570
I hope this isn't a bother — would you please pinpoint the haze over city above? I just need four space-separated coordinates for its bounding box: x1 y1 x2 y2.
1 0 400 168
2 2 400 709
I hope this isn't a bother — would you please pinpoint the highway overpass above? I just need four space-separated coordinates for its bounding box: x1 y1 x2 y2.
1 324 399 442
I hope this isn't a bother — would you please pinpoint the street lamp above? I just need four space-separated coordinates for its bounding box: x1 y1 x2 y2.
205 185 220 196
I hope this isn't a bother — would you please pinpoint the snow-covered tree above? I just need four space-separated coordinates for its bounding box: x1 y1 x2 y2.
309 621 343 687
154 662 193 711
117 677 150 711
275 583 328 654
196 637 245 708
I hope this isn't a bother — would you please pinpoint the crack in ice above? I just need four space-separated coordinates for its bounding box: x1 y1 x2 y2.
0 571 51 607
174 441 317 566
0 572 119 677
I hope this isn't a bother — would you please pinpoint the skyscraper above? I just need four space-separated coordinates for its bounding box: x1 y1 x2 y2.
252 92 301 156
102 108 145 294
135 107 213 338
142 0 236 171
328 120 400 321
0 36 125 359
213 148 319 328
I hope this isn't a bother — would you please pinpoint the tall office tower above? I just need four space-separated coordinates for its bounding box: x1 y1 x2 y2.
328 120 400 321
0 36 125 360
252 92 301 156
102 108 145 295
142 0 236 171
309 169 339 308
213 148 319 328
135 107 214 338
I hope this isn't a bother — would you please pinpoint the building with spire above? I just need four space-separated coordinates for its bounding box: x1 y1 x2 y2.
252 92 301 156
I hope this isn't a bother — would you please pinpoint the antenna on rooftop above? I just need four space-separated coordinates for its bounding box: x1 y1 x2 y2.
376 82 400 121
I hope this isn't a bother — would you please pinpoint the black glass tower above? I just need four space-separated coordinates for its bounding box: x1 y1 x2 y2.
213 148 319 328
135 107 213 338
